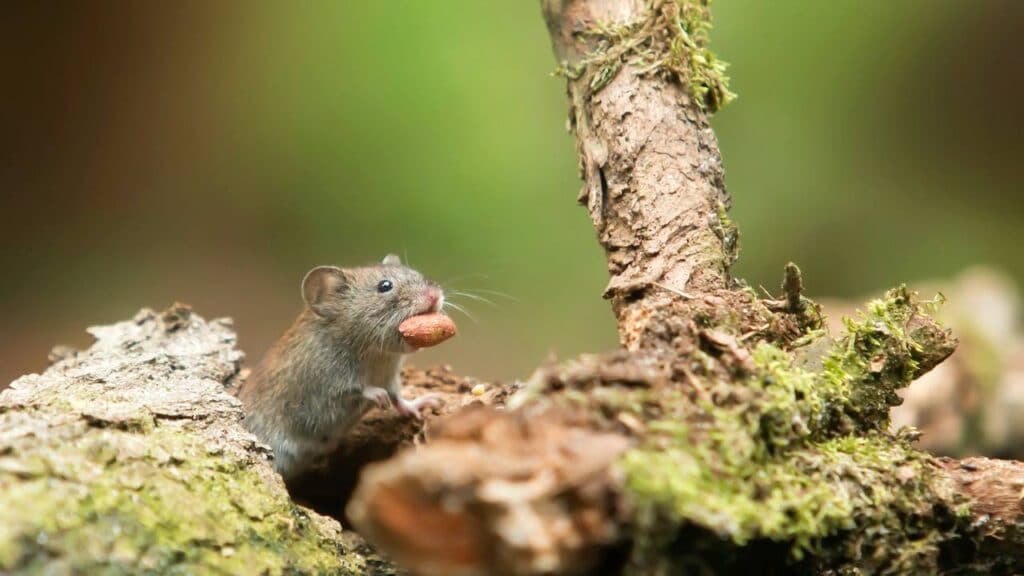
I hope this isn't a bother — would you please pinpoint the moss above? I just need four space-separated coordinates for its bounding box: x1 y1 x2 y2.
0 425 364 575
621 432 962 568
626 288 963 572
666 0 735 112
533 287 964 573
822 286 954 431
556 0 735 112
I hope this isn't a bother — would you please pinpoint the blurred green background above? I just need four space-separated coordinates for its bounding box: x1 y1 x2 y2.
2 1 1021 387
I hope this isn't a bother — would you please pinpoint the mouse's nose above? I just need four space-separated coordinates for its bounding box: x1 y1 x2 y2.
425 288 442 312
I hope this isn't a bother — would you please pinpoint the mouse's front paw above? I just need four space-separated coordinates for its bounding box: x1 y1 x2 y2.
395 393 442 420
363 387 392 410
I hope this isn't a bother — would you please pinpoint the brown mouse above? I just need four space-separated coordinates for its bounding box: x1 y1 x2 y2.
235 254 443 479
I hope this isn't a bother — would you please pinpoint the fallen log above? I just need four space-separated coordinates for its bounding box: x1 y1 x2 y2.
0 304 398 574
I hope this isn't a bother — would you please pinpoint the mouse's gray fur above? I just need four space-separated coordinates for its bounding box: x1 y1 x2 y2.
235 254 443 479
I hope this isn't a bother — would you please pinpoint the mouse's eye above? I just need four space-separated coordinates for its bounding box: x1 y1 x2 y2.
377 279 394 293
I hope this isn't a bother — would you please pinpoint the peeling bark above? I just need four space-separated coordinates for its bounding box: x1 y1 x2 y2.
348 407 630 576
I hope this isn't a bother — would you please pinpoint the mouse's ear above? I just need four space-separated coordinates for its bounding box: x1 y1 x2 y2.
302 266 347 318
382 254 401 266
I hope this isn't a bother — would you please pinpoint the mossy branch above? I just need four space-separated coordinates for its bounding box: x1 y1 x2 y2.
351 288 990 574
347 1 1024 574
553 0 735 112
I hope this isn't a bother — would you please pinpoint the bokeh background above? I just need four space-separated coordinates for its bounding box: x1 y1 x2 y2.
3 1 1021 388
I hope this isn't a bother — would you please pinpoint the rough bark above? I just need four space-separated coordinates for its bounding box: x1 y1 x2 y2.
549 0 734 351
939 457 1024 567
0 304 399 574
348 406 631 576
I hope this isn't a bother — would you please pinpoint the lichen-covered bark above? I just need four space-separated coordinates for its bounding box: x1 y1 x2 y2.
0 305 398 575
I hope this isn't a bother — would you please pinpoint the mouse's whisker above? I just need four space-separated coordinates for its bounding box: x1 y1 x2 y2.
443 300 477 323
365 314 393 353
455 287 518 301
448 291 496 306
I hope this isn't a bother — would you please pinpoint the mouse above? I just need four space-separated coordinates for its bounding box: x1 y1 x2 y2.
235 254 444 480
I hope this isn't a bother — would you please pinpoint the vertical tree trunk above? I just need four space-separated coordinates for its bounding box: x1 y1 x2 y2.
543 0 735 350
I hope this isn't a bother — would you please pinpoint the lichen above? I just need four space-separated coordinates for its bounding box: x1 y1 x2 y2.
0 425 363 575
556 0 735 112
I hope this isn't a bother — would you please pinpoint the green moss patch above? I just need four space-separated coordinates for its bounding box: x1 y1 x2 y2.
556 0 735 112
530 287 965 573
0 423 360 575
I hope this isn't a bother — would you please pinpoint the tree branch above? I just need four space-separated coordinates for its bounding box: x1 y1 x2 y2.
543 0 735 350
939 457 1024 568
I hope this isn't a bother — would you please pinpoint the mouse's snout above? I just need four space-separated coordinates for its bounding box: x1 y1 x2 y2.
423 287 443 314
